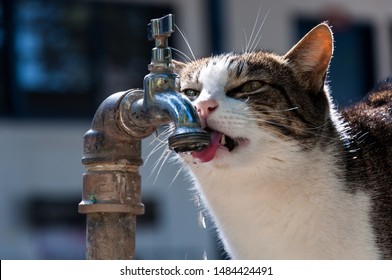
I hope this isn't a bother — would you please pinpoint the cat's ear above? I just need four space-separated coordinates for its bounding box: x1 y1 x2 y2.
172 60 187 74
284 23 333 91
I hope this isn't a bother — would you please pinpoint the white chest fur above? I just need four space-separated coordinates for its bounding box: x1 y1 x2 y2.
185 144 380 259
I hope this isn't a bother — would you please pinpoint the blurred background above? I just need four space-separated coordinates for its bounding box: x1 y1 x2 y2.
0 0 391 259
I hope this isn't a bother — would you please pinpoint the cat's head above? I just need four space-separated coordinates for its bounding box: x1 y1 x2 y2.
174 23 334 169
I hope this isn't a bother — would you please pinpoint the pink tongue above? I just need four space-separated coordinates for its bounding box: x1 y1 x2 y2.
191 131 223 163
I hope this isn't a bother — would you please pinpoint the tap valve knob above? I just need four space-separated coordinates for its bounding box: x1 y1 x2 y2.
147 14 174 46
147 14 174 71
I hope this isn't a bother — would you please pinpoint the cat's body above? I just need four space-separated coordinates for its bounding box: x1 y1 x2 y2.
174 23 392 259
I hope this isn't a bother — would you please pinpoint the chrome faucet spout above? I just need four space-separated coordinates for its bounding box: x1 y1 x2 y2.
153 90 210 153
124 88 210 153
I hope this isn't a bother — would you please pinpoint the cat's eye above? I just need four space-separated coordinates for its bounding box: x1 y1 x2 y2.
239 81 265 92
182 89 200 100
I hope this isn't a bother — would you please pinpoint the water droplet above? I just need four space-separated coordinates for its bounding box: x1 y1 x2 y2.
203 250 208 260
193 158 201 165
198 211 206 229
195 194 201 207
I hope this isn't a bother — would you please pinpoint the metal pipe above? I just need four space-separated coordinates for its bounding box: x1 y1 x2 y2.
79 14 210 259
79 91 146 260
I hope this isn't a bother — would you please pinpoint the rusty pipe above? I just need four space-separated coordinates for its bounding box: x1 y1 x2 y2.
79 91 146 260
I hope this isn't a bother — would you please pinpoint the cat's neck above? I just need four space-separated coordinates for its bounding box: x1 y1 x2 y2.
187 136 380 259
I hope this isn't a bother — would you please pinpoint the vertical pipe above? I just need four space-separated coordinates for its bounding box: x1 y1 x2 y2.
85 213 136 259
81 159 143 259
79 91 150 259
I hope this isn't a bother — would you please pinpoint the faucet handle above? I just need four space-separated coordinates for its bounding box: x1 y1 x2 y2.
147 14 174 42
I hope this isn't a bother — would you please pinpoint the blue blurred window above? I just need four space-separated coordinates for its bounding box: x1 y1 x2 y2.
0 0 172 118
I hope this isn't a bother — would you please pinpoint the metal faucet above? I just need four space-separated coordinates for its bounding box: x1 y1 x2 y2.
79 14 210 259
119 14 210 153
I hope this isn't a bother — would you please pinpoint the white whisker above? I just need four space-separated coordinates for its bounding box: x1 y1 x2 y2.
143 124 178 184
145 133 170 164
246 5 262 52
241 28 249 53
153 149 172 184
145 140 166 164
248 9 270 52
171 47 193 62
226 106 340 142
175 24 196 61
259 106 299 113
170 164 186 186
254 116 339 141
149 147 169 177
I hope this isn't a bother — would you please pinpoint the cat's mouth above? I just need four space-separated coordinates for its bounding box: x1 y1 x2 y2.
191 127 248 163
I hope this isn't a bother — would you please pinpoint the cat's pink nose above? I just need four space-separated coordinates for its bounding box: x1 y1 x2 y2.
195 98 219 127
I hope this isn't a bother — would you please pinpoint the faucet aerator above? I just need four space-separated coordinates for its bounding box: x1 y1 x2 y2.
168 127 211 153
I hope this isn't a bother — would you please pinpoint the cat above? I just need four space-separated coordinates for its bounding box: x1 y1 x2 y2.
172 23 392 259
